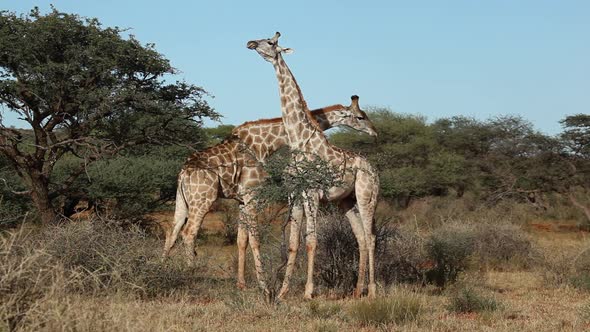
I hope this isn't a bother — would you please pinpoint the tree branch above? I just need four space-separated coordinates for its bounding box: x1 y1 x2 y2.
0 178 30 195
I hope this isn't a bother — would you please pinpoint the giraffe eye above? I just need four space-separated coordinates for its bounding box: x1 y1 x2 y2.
356 116 365 120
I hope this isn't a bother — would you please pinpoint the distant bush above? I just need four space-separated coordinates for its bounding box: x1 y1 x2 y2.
471 222 538 269
447 286 501 313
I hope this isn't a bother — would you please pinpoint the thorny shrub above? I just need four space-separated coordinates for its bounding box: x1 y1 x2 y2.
42 220 207 298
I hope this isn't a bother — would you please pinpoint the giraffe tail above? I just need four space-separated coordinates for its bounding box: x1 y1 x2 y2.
163 175 189 256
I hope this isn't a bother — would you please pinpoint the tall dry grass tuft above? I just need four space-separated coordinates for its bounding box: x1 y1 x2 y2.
347 287 423 327
541 244 590 290
446 285 502 313
41 219 209 298
0 228 75 331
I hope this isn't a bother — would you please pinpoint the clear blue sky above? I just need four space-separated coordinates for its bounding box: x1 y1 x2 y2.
4 0 589 134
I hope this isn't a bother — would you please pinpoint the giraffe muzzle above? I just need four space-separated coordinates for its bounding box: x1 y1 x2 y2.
247 41 258 49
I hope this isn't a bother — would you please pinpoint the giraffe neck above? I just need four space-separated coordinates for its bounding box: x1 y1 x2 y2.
273 55 329 151
232 106 346 161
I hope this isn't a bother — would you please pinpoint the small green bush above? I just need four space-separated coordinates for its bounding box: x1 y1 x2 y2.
425 225 475 287
348 293 422 326
447 287 501 313
377 223 429 285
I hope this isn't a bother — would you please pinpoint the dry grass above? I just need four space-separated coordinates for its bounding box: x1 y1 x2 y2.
3 205 590 331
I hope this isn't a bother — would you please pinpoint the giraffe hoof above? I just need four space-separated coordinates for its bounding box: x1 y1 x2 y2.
352 287 363 299
236 282 246 290
277 286 289 299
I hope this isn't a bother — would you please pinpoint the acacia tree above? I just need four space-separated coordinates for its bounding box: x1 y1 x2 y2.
331 109 469 206
0 8 218 223
559 114 590 221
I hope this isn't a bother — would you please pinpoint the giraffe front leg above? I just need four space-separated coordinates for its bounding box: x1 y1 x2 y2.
240 199 270 300
278 204 304 300
367 233 377 299
236 215 248 290
302 191 319 300
345 209 368 298
357 176 379 299
360 207 377 299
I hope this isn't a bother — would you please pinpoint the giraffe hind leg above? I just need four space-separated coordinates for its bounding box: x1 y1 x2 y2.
181 204 212 266
341 201 368 298
277 204 304 300
179 169 218 266
356 174 379 298
236 214 248 290
163 177 190 258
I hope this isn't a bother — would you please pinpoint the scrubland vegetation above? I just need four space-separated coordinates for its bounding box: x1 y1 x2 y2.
1 7 590 332
2 199 590 331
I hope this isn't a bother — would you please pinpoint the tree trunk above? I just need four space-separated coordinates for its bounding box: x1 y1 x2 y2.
568 191 590 223
27 172 57 224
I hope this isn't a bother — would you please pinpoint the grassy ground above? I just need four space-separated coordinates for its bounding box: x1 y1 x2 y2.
2 200 590 331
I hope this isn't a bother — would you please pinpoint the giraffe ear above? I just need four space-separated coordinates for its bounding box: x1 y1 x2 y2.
278 47 294 54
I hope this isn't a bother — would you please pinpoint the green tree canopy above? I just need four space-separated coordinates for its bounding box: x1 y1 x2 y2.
0 8 218 223
331 108 469 206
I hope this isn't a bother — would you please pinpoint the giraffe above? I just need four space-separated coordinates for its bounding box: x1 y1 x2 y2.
247 32 380 299
162 97 377 296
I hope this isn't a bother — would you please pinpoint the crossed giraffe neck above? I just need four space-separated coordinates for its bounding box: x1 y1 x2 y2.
232 102 375 161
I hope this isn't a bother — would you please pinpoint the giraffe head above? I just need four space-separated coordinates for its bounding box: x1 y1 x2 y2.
317 96 378 137
247 32 293 63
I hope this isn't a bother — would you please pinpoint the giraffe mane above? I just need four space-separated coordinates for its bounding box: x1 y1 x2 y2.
231 104 346 132
283 60 325 133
